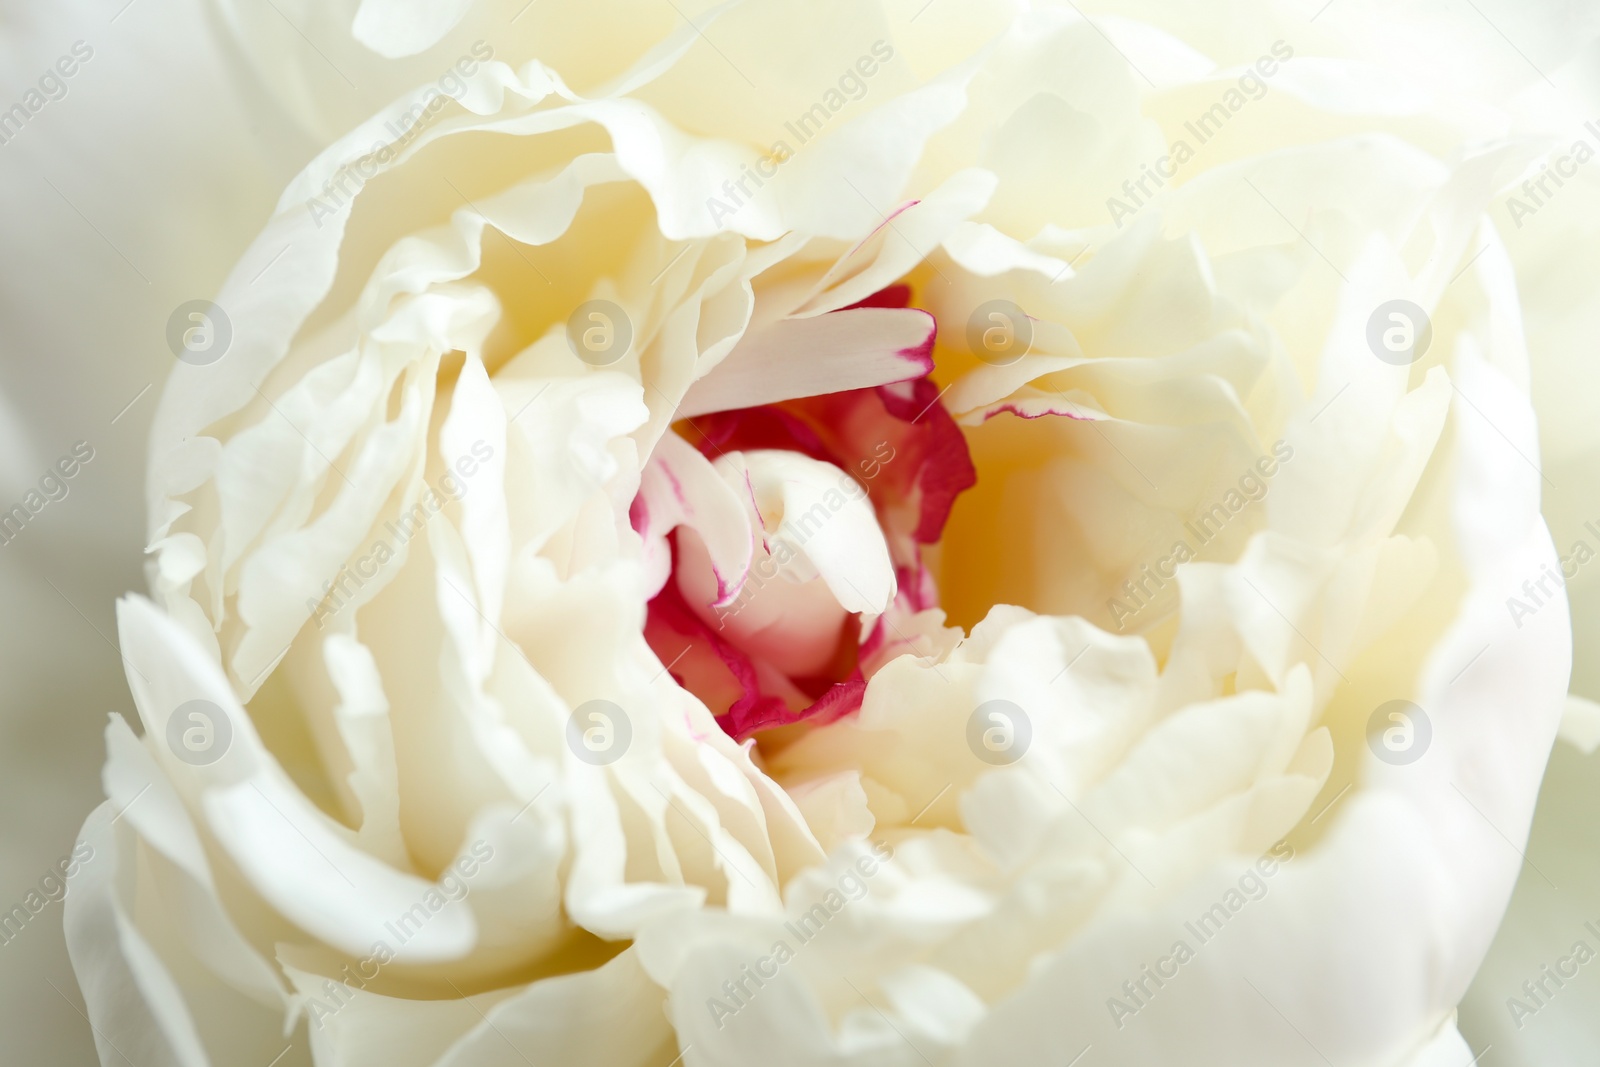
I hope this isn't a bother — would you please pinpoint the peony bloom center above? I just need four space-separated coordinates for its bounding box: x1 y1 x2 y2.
675 449 896 677
633 289 976 740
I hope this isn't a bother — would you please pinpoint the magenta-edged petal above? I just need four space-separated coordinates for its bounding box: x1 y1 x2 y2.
874 377 979 546
636 431 754 607
679 307 936 418
644 572 791 733
719 671 868 741
980 397 1103 422
645 541 873 742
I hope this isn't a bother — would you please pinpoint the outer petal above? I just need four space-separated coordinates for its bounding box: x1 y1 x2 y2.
64 802 210 1067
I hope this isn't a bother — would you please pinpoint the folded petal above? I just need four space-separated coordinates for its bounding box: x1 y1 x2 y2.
680 307 935 418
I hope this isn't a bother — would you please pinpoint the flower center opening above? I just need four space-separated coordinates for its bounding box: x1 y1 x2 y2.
633 287 978 741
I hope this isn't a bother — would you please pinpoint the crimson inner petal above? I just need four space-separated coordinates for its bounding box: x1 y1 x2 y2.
644 538 866 738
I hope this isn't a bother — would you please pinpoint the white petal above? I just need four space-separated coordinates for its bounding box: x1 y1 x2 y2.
679 307 934 418
734 449 896 615
116 595 480 965
637 431 754 606
64 803 211 1067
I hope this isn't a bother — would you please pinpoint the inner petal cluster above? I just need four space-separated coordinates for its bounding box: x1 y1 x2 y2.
633 289 977 740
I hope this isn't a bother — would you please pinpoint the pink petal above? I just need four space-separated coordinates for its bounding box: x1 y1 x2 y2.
874 376 979 545
645 547 871 742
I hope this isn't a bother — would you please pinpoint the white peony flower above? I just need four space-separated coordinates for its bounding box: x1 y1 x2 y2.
56 2 1590 1066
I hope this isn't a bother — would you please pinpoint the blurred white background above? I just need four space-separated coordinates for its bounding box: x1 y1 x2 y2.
0 1 303 1059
